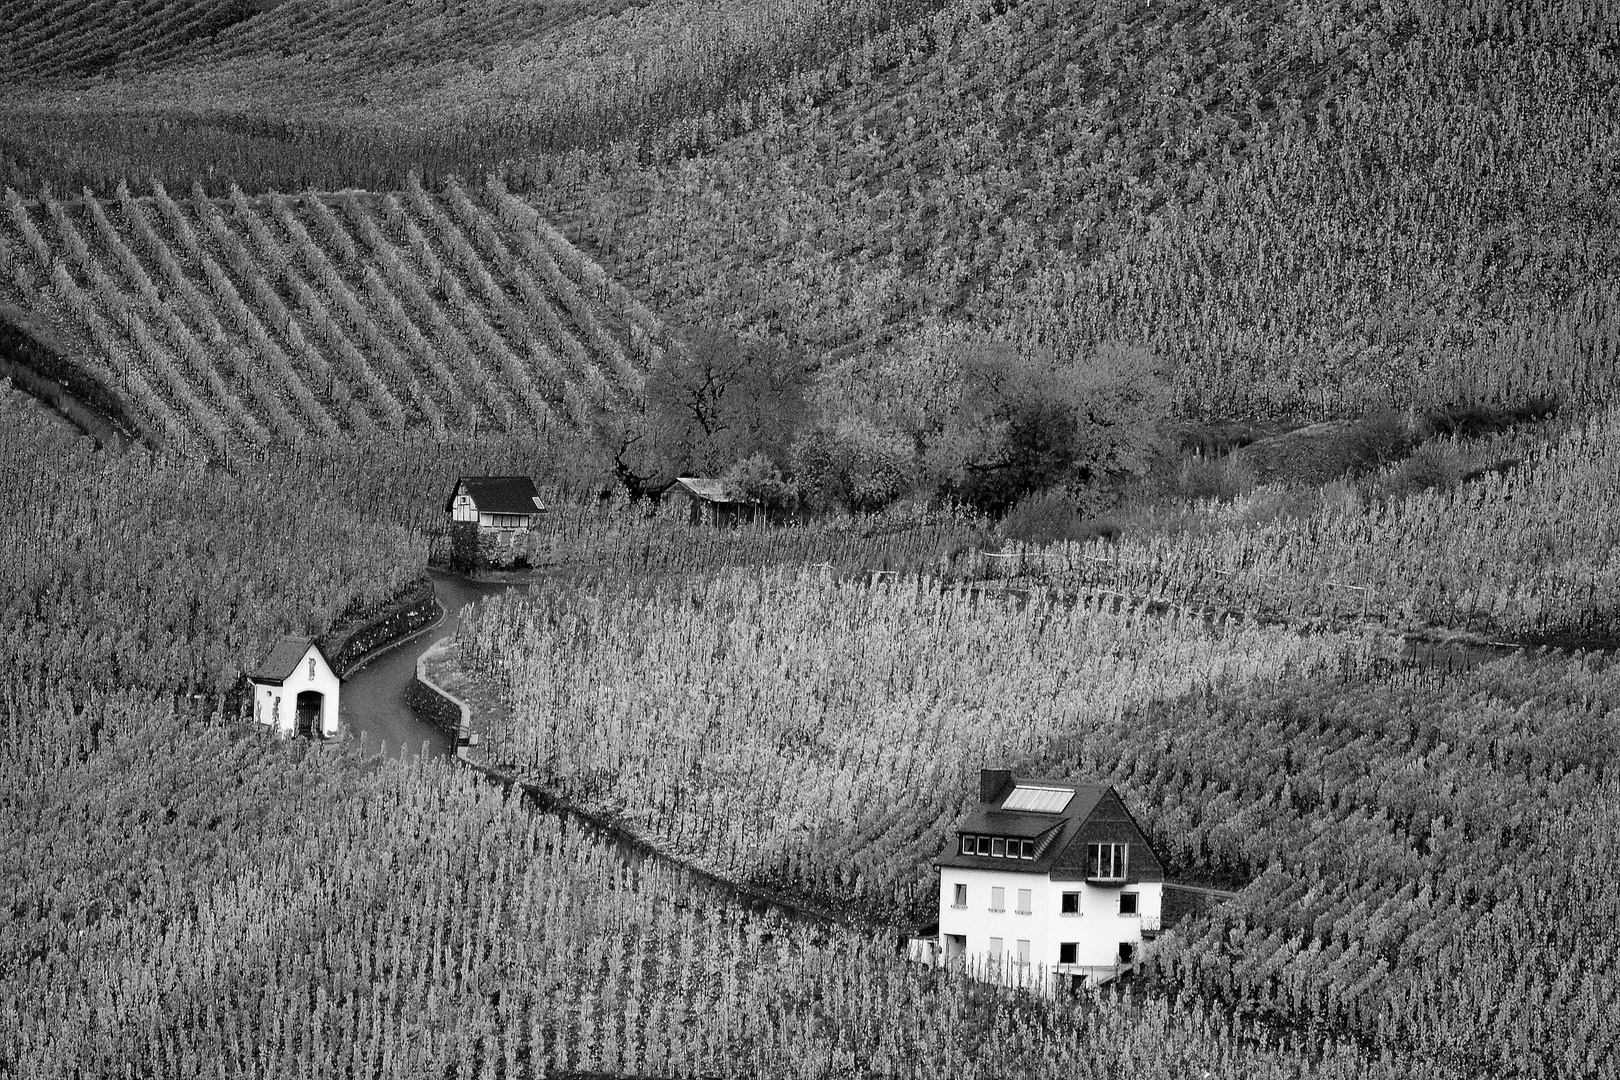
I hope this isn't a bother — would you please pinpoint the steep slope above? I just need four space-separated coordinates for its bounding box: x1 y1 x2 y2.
0 0 266 80
0 177 667 450
8 0 1618 434
533 0 1620 420
0 0 951 192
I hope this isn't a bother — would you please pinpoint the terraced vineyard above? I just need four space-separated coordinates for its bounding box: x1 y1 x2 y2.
0 176 667 450
450 568 1620 1076
0 0 647 86
0 0 952 196
960 406 1620 647
0 0 263 80
540 0 1620 419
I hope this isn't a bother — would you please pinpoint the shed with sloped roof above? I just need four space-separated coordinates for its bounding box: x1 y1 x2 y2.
666 476 761 526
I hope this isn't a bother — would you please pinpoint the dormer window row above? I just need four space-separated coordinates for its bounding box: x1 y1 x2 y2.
959 833 1036 860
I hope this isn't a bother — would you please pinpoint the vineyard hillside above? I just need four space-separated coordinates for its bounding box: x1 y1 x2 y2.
3 4 1618 1079
8 2 1617 426
0 176 667 451
539 0 1620 421
0 0 949 191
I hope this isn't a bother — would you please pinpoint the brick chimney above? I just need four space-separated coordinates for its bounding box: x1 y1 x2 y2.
980 767 1013 804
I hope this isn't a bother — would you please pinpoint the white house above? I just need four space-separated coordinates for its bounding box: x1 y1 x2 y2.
914 768 1165 992
250 636 341 739
445 475 546 532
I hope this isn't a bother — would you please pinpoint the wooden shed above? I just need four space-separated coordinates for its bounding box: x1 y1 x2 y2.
667 477 761 526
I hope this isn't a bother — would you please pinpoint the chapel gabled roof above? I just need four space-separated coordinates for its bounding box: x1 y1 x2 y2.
445 476 546 515
251 636 334 685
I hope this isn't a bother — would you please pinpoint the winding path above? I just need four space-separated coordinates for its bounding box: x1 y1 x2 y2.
333 569 865 930
339 569 510 757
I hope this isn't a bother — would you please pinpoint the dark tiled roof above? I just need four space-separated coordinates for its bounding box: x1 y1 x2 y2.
445 476 546 515
936 777 1124 876
251 636 330 685
955 807 1072 839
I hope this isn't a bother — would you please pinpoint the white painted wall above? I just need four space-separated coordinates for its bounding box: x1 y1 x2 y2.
936 865 1162 990
252 644 340 738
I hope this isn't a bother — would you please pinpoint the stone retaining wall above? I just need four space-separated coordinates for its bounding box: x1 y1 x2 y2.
406 638 473 751
322 577 438 676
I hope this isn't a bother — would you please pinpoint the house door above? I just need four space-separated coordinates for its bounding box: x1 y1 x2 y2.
295 691 324 738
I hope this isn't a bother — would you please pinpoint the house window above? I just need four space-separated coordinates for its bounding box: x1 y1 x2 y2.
1016 940 1030 966
1059 942 1078 965
992 838 1006 857
1019 839 1034 859
990 886 1005 912
1120 892 1139 916
960 835 974 855
308 657 316 680
1061 891 1081 915
1086 842 1128 881
989 937 1003 967
1016 889 1032 915
976 836 991 856
1118 942 1136 964
952 884 967 909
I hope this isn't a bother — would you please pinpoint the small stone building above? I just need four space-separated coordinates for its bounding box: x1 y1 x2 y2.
250 636 341 739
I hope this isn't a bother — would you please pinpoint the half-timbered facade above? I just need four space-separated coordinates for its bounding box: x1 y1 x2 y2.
445 475 546 531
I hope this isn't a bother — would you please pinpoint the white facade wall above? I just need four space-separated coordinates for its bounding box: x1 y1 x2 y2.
936 866 1162 989
451 493 478 523
252 645 340 738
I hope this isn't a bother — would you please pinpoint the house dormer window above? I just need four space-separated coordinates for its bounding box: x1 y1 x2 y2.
1086 842 1128 881
955 833 1039 859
